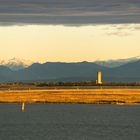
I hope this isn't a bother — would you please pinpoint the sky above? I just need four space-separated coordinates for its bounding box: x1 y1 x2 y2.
0 0 140 63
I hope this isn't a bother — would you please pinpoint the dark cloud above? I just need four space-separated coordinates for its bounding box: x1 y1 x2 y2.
0 0 140 25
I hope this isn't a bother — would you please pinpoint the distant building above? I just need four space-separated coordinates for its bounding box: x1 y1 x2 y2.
96 71 102 84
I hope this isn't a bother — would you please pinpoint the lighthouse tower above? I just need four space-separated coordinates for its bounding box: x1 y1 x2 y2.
96 71 102 84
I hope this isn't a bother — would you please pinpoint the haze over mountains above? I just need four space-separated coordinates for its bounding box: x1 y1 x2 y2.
95 56 140 68
0 56 140 83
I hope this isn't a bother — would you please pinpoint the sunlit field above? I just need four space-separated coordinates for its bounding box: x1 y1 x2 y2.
0 89 140 105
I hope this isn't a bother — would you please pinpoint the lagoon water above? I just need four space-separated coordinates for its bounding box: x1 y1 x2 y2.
0 104 140 140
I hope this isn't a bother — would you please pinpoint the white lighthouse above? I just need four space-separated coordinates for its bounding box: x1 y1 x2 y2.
96 71 102 84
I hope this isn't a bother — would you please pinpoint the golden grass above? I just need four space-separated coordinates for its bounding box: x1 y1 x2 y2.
0 89 140 104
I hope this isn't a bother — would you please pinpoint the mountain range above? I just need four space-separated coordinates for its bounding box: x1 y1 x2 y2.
0 59 140 83
1 56 140 71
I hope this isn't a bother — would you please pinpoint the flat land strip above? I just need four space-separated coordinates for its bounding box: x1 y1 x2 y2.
0 89 140 104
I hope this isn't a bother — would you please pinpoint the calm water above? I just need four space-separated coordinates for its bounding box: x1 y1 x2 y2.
0 104 140 140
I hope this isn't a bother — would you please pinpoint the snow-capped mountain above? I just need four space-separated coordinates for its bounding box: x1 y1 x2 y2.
0 56 140 71
0 58 33 71
95 56 140 68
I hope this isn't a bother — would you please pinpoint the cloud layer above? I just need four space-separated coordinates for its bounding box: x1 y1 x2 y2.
0 0 140 25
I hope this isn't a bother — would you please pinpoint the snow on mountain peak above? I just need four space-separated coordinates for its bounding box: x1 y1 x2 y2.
0 58 33 71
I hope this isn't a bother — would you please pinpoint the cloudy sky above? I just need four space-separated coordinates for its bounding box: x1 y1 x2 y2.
0 0 140 62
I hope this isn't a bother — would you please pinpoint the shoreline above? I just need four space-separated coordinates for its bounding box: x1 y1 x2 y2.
0 89 140 105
